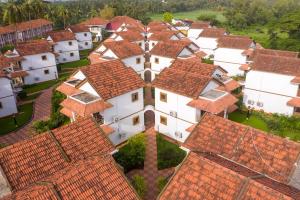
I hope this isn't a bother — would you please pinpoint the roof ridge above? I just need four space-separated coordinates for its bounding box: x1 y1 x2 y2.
48 131 71 163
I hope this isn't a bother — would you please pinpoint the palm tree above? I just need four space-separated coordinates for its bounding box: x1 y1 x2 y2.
58 5 70 29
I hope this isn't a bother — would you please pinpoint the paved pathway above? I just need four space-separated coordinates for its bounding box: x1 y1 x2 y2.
127 127 175 200
0 87 53 145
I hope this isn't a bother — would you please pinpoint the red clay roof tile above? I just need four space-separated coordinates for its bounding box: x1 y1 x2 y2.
16 39 52 56
48 30 76 42
102 40 144 59
218 35 253 49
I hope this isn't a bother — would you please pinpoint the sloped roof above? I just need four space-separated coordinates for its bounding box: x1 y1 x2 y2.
68 24 89 33
149 31 180 41
184 113 300 184
190 21 210 29
103 40 144 59
15 39 52 56
218 35 253 49
252 54 300 76
198 28 226 38
0 19 52 35
48 30 76 42
79 60 145 100
152 67 215 99
251 48 299 59
150 40 193 58
115 30 144 42
2 155 139 200
0 117 114 192
81 17 108 26
159 152 300 200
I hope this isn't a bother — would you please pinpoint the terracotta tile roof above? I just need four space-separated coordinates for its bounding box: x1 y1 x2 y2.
79 60 145 100
170 57 219 77
239 63 250 71
0 55 23 69
195 51 207 58
60 107 73 118
187 92 238 114
252 48 299 59
3 155 139 200
102 40 144 59
217 79 241 92
48 30 76 42
0 19 52 35
147 24 171 32
148 31 180 41
150 40 193 58
252 54 300 76
15 39 52 56
291 77 300 84
10 70 28 78
68 24 89 33
116 30 144 42
100 124 115 136
287 97 300 108
218 35 254 49
56 82 83 96
0 117 114 192
60 97 112 117
184 113 300 183
81 17 108 26
198 28 226 38
107 16 144 31
190 21 210 29
159 152 300 200
152 67 215 99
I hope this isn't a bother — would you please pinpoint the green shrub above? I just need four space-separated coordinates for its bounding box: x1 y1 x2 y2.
157 134 186 170
18 91 27 99
197 13 220 26
201 58 213 64
132 175 146 198
113 133 146 173
1 45 14 53
156 176 168 193
0 143 8 149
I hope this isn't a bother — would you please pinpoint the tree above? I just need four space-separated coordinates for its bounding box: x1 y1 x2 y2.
163 12 173 23
3 0 22 25
275 10 300 39
100 5 115 20
57 5 70 29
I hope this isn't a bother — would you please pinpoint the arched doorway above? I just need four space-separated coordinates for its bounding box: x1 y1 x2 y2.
144 70 152 83
144 110 155 130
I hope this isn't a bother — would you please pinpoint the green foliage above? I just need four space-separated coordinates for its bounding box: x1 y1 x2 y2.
113 133 146 173
273 9 300 39
197 13 220 26
100 5 115 20
132 175 146 198
201 57 213 64
163 12 173 23
1 45 14 53
0 143 8 149
156 176 168 193
17 90 27 99
157 134 186 170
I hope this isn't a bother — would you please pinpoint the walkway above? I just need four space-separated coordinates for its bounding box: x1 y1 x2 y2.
0 87 53 145
127 127 175 200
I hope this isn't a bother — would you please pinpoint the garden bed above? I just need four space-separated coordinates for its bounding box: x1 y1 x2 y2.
156 134 186 170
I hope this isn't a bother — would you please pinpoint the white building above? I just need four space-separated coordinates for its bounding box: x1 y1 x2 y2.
214 35 255 76
149 40 199 81
244 52 300 116
57 60 145 145
147 30 185 51
0 72 18 118
194 28 226 57
152 59 238 142
81 17 108 41
14 39 58 85
68 24 93 50
187 21 210 40
106 16 144 33
47 30 80 63
109 30 146 51
89 40 145 76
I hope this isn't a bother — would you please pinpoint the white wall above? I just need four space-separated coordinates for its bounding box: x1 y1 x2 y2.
75 32 93 50
187 29 203 39
148 40 159 51
53 40 80 63
21 52 58 85
150 55 174 73
195 37 218 56
178 48 193 57
243 71 299 115
0 78 17 117
122 55 145 73
79 82 100 97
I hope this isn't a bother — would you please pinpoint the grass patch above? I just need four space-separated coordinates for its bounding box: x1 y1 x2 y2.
20 92 41 101
113 133 146 173
79 49 90 59
131 175 146 199
150 9 226 23
157 134 186 170
0 103 33 135
157 176 168 193
58 58 90 71
23 80 58 94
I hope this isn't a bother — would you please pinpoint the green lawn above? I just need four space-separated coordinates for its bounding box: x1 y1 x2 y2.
150 9 227 23
79 49 90 59
0 103 33 135
20 92 41 101
58 58 90 71
23 79 58 94
157 134 186 170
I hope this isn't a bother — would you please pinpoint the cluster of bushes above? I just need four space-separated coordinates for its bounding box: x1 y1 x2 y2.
157 134 186 170
32 90 69 133
197 13 220 26
131 175 146 199
113 133 146 173
156 176 168 193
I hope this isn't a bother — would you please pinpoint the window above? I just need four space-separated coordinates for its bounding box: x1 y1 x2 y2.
133 116 140 125
155 58 159 64
160 116 167 125
131 92 139 102
136 58 141 64
84 33 87 37
257 102 264 107
160 92 167 103
42 55 47 60
0 102 2 109
247 100 254 105
70 52 74 57
152 42 155 47
139 42 142 47
44 69 49 74
68 41 73 46
85 42 88 46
